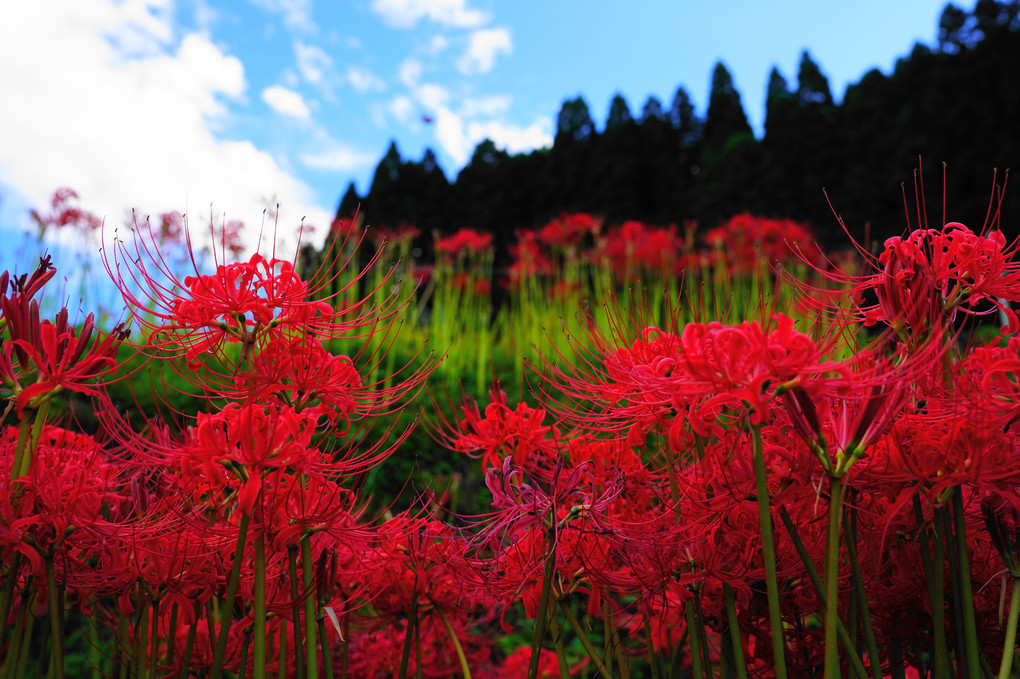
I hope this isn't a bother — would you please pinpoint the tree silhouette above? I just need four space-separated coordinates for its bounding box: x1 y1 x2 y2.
605 93 634 131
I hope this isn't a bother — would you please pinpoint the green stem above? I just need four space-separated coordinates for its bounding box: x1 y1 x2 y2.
913 495 949 679
46 559 64 679
684 598 705 679
551 609 571 679
559 600 614 679
212 512 251 679
723 584 749 679
997 577 1020 679
824 476 844 679
178 601 201 679
148 597 160 679
12 601 33 679
301 537 319 679
88 605 102 679
952 490 982 679
750 424 788 679
165 601 178 666
254 531 267 679
846 504 881 679
288 548 306 679
779 508 869 678
399 596 418 679
527 530 557 679
317 615 335 679
278 620 288 679
434 606 472 679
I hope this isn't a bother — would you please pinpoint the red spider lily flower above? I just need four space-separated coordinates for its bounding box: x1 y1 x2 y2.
537 212 602 249
29 187 103 236
497 645 583 678
800 216 1020 340
9 309 129 413
597 220 685 279
703 214 818 275
436 387 565 476
508 229 555 284
180 402 319 485
435 228 493 259
0 426 122 577
355 514 490 625
345 615 491 678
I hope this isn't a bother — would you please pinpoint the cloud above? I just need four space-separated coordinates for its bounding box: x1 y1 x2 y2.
427 34 449 55
370 0 487 29
460 95 511 117
249 0 314 32
414 83 450 111
294 40 333 85
398 58 422 87
456 27 512 74
262 84 312 120
466 119 553 155
298 142 379 171
0 0 331 257
345 66 385 93
435 109 468 166
432 106 553 167
388 96 415 124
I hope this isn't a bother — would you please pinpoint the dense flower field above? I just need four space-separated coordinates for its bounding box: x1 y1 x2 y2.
2 177 1020 678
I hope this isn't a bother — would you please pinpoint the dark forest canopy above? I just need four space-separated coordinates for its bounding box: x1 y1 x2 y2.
337 0 1020 257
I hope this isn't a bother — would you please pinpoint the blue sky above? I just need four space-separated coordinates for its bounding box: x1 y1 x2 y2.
1 0 954 267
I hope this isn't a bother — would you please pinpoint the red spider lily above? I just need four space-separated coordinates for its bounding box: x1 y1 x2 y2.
800 219 1020 340
507 230 555 284
29 187 103 235
436 387 565 476
0 426 122 575
543 312 840 442
597 220 685 279
702 214 818 275
537 212 602 249
477 458 625 622
435 228 493 259
345 615 491 678
7 309 129 413
497 645 579 678
354 514 490 625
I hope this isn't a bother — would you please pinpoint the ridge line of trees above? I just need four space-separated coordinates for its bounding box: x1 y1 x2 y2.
337 0 1019 262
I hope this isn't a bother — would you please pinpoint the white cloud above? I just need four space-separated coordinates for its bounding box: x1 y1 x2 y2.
427 34 449 55
262 84 312 120
345 66 385 93
432 106 553 168
435 109 468 166
388 96 415 123
370 0 487 29
456 27 512 74
294 40 333 85
465 119 553 155
398 57 422 87
414 83 450 111
460 95 511 117
299 143 379 172
0 0 331 258
249 0 314 32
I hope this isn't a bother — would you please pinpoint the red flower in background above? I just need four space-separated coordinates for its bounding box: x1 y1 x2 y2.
703 214 817 275
435 228 493 259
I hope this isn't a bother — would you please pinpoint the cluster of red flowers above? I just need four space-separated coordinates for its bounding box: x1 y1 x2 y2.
4 183 1020 678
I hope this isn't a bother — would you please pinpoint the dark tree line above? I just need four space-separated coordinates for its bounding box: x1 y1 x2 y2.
337 0 1020 263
